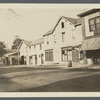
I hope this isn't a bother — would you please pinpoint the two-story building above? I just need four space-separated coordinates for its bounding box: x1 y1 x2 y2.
19 40 31 65
43 16 83 66
29 38 44 65
43 29 55 65
78 9 100 65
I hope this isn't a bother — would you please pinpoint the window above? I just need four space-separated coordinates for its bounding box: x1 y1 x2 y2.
40 44 42 50
54 35 56 43
61 22 64 28
95 17 100 30
72 49 79 62
45 50 53 61
47 41 49 45
34 45 36 50
62 32 65 42
89 19 95 31
89 16 100 32
67 50 72 61
25 47 27 53
61 48 67 61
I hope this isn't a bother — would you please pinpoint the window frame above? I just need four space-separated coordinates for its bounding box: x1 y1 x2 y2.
89 16 100 32
61 48 68 61
62 32 65 42
40 44 42 50
45 49 53 62
61 22 64 28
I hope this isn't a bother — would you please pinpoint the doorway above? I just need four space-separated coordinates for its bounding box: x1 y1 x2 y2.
35 55 37 65
41 54 44 64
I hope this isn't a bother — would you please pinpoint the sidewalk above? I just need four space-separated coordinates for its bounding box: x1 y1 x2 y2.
1 63 100 70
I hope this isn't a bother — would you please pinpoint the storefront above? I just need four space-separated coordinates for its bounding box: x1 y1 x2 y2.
80 37 100 65
61 45 81 66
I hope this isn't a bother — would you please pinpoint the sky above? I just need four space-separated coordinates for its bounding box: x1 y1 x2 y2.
0 4 96 49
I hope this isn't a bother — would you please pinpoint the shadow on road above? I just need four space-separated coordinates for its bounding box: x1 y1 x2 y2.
14 74 100 92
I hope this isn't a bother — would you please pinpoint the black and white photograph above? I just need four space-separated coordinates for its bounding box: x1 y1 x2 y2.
0 4 100 94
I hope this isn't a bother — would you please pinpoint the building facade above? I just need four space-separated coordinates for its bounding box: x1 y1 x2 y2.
29 38 44 65
43 16 83 66
19 40 31 65
2 49 19 65
4 9 100 67
78 9 100 65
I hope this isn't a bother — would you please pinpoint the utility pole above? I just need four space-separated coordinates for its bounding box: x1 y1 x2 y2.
14 35 20 65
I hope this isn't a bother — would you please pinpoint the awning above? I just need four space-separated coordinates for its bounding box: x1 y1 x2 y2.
81 37 100 50
5 51 19 57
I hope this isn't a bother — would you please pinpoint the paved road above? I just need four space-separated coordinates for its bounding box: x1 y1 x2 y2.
0 65 100 92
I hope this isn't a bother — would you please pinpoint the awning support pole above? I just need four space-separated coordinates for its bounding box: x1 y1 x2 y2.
83 50 87 64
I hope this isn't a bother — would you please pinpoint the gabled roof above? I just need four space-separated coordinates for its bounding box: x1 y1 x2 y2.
18 40 31 49
43 16 82 36
29 38 44 46
62 16 76 25
43 29 53 37
23 40 31 46
75 18 82 25
77 9 100 17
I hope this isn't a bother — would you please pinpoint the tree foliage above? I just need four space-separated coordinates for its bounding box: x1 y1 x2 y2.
11 37 22 49
0 41 7 57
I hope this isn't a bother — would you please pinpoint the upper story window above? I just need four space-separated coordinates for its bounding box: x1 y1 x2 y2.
40 44 42 50
23 48 24 53
25 47 27 52
62 32 65 42
47 41 49 45
61 22 64 28
89 16 100 32
54 35 56 43
29 46 31 52
34 45 36 50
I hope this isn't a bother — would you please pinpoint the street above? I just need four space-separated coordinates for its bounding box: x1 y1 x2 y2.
0 65 100 92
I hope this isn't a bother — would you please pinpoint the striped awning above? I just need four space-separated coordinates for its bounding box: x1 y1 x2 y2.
81 37 100 50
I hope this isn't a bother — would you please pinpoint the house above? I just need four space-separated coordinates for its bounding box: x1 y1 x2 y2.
78 9 100 65
19 40 31 65
43 29 55 65
43 16 83 66
29 38 44 65
2 49 19 65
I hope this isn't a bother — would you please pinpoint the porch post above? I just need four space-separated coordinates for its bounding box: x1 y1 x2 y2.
18 52 20 65
83 50 87 64
10 56 12 65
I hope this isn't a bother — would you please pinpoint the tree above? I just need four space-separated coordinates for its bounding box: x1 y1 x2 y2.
11 36 22 49
0 41 7 57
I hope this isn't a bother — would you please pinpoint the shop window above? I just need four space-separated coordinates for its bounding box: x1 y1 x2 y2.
45 49 53 61
72 50 79 62
80 51 84 60
68 50 72 61
61 49 67 61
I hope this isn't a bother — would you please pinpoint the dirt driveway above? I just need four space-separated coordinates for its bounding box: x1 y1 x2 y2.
0 65 100 92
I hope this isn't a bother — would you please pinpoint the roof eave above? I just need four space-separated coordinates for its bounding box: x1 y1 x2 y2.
77 9 100 17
